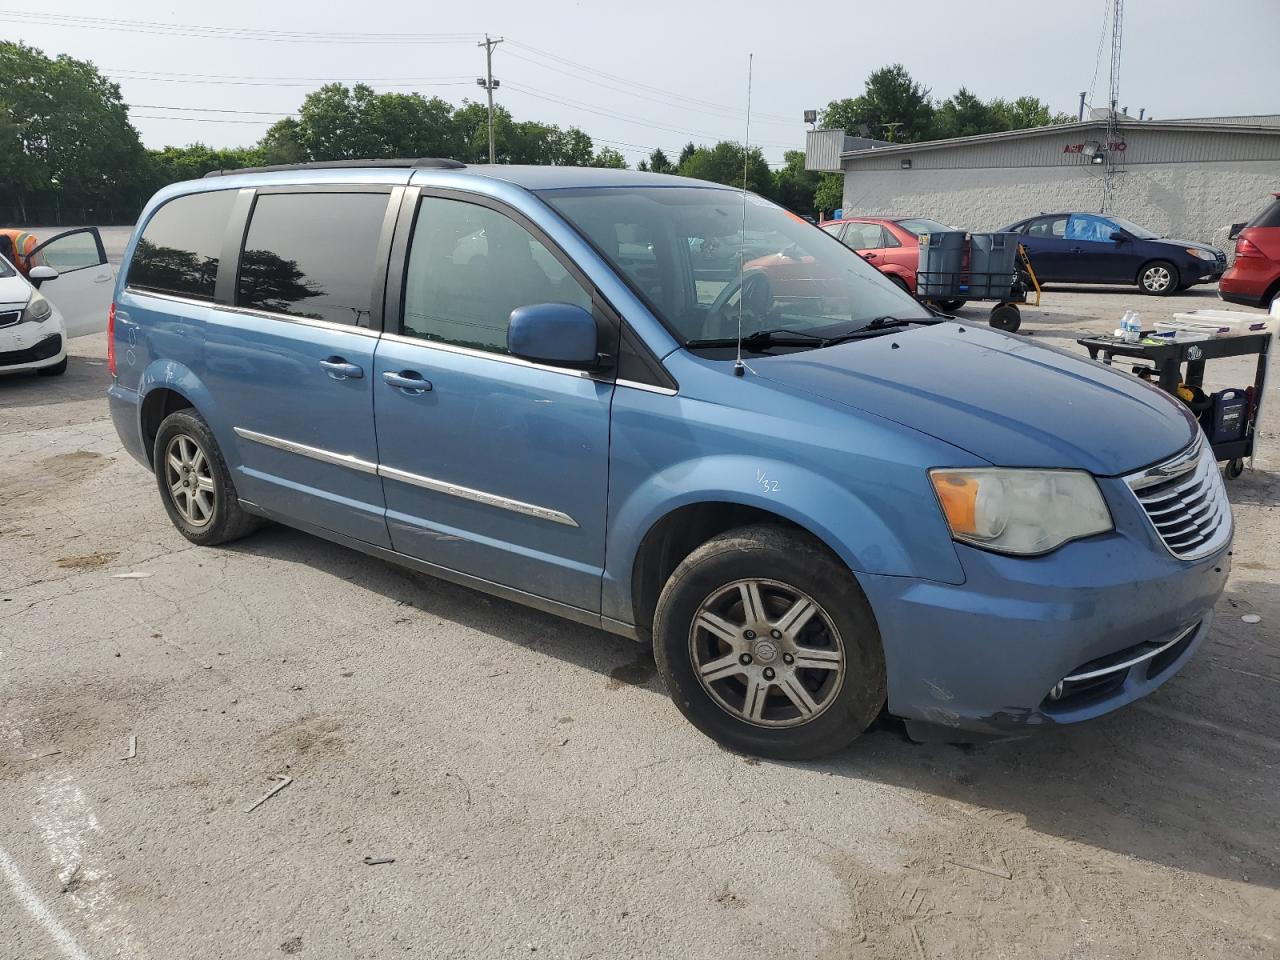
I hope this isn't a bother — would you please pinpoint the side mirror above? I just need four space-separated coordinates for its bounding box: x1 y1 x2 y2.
1228 222 1246 240
1110 231 1128 243
28 264 58 288
507 302 599 369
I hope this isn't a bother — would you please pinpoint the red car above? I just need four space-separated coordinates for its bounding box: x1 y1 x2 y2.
1220 193 1280 309
820 216 967 310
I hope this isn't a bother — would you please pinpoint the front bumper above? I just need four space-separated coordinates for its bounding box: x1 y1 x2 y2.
0 330 64 371
860 476 1231 738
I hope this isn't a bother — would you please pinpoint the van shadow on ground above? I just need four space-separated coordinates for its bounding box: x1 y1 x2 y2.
233 521 1280 893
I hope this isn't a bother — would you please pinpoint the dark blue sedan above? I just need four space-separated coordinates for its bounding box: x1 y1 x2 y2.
1002 212 1226 295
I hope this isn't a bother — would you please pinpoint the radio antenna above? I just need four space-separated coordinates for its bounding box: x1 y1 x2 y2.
733 52 753 378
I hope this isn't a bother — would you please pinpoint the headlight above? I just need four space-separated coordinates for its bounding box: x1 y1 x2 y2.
1186 248 1217 261
21 292 52 324
929 468 1113 555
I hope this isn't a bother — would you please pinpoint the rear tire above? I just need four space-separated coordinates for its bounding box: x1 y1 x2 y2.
652 524 886 760
1139 260 1179 295
936 299 966 312
36 356 68 376
153 409 261 546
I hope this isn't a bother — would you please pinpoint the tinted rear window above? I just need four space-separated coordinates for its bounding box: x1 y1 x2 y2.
128 190 237 300
1248 198 1280 229
237 192 388 325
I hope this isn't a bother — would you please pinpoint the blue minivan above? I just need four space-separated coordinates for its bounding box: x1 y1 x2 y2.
108 161 1232 758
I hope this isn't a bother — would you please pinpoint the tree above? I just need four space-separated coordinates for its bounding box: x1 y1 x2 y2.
822 64 935 143
814 174 844 216
647 148 674 174
678 142 771 195
0 41 147 216
146 144 262 187
258 118 307 165
992 96 1074 130
590 147 627 169
678 142 698 166
771 150 820 216
931 87 1005 139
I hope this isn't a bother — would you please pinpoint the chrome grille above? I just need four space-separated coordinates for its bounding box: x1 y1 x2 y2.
0 310 20 329
1126 440 1232 560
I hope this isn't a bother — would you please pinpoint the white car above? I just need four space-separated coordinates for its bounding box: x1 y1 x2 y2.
0 227 115 377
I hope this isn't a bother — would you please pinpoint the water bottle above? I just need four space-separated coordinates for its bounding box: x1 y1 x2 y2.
1127 311 1142 342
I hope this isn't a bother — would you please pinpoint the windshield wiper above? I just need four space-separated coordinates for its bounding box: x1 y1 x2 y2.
684 327 828 351
819 316 938 346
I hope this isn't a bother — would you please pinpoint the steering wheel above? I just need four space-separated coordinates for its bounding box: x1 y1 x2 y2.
707 269 774 339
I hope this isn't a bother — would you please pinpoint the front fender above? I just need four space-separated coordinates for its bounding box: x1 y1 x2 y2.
601 453 966 626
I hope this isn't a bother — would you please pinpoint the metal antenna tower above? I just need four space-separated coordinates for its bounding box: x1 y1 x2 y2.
1102 0 1124 211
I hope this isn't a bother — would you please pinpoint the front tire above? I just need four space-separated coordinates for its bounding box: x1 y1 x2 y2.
153 409 261 546
1139 260 1179 295
652 524 886 760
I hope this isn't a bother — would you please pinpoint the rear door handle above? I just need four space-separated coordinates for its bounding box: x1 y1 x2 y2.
319 356 364 380
93 272 113 283
382 370 432 395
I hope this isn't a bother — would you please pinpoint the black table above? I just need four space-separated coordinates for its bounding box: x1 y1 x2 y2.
1077 331 1272 474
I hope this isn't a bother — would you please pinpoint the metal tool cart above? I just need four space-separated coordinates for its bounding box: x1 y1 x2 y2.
1077 329 1273 478
915 231 1042 332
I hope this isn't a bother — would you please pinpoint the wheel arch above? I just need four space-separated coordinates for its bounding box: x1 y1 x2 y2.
1135 257 1180 289
136 360 219 466
608 455 963 637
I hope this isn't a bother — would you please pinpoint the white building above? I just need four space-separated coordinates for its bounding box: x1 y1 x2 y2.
805 117 1280 247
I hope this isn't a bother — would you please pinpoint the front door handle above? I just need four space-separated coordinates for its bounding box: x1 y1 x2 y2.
382 370 432 395
320 356 364 380
861 252 877 260
93 272 113 283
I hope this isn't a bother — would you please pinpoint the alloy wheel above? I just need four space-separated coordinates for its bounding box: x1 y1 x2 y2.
1143 265 1172 292
688 578 846 728
164 433 215 527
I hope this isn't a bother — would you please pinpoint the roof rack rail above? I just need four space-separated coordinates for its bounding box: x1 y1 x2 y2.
203 157 465 178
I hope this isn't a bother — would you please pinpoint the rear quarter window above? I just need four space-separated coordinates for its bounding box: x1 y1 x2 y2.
1247 199 1280 229
127 190 237 301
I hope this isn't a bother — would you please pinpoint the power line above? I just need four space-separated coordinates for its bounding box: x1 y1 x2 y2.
506 39 793 124
0 10 481 43
504 81 793 149
107 69 475 89
502 47 794 128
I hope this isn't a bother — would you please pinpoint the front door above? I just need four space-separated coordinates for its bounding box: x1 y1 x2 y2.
374 191 615 613
1065 213 1131 283
27 227 114 337
206 189 397 547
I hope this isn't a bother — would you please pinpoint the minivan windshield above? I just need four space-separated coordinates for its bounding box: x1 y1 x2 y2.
541 186 930 347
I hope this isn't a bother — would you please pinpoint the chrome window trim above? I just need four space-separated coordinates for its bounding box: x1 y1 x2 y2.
378 330 607 382
233 427 378 474
1062 622 1199 682
615 378 678 397
123 289 381 339
234 427 578 527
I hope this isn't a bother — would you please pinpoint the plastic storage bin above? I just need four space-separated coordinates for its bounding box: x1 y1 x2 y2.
916 231 967 297
965 233 1019 299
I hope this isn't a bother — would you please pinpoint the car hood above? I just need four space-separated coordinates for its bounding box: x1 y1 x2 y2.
0 273 33 308
1154 237 1221 256
751 322 1198 476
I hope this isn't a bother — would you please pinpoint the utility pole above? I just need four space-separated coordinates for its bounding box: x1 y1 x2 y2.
477 34 503 165
1078 91 1086 122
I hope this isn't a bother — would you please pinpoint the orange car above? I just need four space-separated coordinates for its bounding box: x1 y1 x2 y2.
819 216 967 310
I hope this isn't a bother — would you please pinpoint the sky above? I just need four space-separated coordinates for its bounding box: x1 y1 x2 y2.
6 0 1279 167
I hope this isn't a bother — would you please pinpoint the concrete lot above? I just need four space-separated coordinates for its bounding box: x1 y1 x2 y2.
1 286 1277 960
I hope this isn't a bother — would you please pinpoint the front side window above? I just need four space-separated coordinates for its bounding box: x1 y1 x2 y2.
128 190 237 300
401 196 591 354
237 192 388 325
31 230 104 274
542 186 929 346
894 218 950 237
1066 214 1117 243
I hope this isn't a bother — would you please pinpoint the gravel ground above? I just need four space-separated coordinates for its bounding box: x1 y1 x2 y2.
1 285 1277 960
